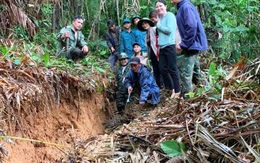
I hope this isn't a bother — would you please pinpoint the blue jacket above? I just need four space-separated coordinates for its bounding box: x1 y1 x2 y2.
133 28 147 52
120 30 136 58
124 65 160 104
176 0 208 51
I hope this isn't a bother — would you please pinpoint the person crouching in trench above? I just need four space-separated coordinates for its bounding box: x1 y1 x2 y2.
124 57 160 107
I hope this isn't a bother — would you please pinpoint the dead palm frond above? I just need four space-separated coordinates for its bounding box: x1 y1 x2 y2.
4 0 37 37
196 124 242 163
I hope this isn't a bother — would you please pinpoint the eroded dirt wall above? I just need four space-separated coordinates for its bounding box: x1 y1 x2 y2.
2 92 109 162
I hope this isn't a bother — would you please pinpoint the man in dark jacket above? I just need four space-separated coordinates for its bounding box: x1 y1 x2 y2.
171 0 211 97
105 20 121 72
124 57 160 105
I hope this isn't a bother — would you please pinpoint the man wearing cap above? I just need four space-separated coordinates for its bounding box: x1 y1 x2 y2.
115 52 131 114
105 20 121 72
57 16 89 63
120 18 136 58
124 57 160 106
132 42 148 65
132 15 147 53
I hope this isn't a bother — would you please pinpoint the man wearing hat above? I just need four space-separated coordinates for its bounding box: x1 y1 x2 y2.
115 52 131 114
132 15 147 53
120 18 136 58
124 57 160 106
105 20 121 72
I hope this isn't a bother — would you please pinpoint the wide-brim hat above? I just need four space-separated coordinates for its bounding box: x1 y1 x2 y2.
137 17 155 31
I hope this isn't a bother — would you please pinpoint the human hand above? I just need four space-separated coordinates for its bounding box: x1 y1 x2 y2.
82 45 89 54
110 47 115 52
128 86 133 94
176 44 183 54
63 31 70 38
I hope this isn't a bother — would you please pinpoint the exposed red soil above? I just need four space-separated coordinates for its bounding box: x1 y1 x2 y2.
1 92 108 162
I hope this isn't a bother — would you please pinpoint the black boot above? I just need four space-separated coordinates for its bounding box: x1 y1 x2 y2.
117 106 125 114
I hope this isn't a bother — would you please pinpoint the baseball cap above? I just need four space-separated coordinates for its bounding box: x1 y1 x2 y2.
132 42 140 48
107 20 115 26
129 57 141 65
123 18 131 24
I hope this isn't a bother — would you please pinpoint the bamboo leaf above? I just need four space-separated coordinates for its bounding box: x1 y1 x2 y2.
96 67 105 73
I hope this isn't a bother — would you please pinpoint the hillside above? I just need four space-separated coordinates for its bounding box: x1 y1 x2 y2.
0 39 115 162
0 40 259 162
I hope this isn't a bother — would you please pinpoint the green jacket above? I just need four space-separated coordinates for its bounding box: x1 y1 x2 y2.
57 26 87 56
116 64 130 108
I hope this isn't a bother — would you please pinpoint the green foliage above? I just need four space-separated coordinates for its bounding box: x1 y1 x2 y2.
11 3 57 55
33 4 57 54
3 0 260 67
0 46 10 56
41 3 53 15
207 62 226 91
34 32 57 55
87 40 110 59
139 4 157 18
188 92 195 98
13 26 31 41
160 140 187 157
0 41 111 79
201 0 260 61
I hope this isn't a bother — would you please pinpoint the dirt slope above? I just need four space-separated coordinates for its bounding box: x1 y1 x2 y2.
2 92 108 162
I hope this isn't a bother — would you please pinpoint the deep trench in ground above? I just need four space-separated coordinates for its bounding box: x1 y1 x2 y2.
2 92 110 163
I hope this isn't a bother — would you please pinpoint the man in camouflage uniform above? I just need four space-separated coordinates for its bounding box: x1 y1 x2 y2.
57 16 89 63
177 54 210 95
116 52 131 114
171 0 211 98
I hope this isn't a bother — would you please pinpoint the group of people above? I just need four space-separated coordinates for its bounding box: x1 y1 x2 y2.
56 0 211 114
106 15 148 72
